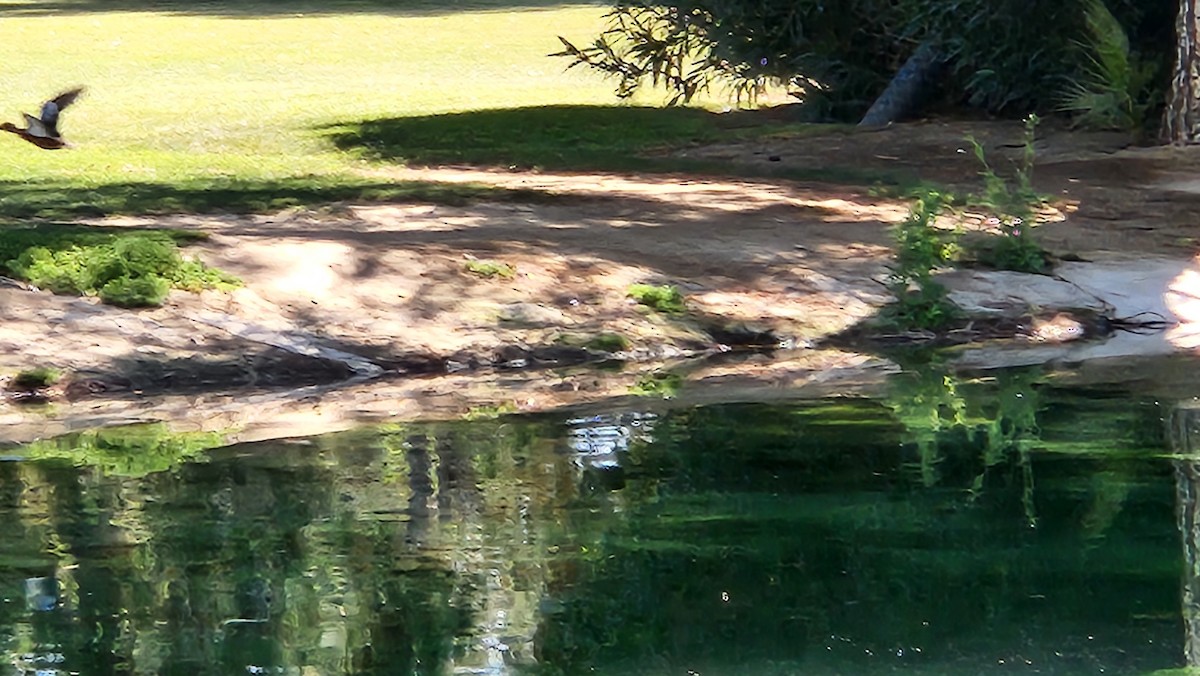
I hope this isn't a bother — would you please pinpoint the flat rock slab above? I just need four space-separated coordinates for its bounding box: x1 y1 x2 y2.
940 269 1111 316
944 257 1200 370
1056 258 1195 320
942 257 1194 321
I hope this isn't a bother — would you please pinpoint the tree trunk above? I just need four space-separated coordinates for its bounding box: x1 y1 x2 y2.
1164 0 1200 143
1180 462 1200 666
859 41 945 127
1171 404 1200 666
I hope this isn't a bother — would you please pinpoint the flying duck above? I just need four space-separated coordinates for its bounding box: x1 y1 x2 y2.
1 87 85 150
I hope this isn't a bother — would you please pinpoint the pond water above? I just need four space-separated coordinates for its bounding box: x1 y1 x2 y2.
0 364 1194 675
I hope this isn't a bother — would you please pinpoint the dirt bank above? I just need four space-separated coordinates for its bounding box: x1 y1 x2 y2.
4 118 1200 440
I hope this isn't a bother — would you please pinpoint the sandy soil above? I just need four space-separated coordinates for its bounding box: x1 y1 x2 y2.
4 118 1200 439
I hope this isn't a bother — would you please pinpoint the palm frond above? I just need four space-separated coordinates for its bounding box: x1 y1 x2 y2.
1055 0 1153 132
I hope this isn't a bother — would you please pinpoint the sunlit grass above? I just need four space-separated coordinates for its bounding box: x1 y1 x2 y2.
0 0 828 217
0 4 617 170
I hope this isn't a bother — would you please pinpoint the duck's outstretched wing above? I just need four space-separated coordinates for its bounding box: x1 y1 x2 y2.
39 87 84 135
22 113 49 138
50 87 83 110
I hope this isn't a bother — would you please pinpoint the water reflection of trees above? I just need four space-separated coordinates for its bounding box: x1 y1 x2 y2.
0 380 1185 675
1 418 598 674
535 370 1179 674
1167 407 1200 668
885 361 1170 533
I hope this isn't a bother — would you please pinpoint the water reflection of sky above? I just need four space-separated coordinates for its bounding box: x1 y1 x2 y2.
564 411 656 468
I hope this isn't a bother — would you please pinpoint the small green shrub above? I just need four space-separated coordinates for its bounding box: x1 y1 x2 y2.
10 367 61 390
5 233 239 308
964 114 1049 274
585 333 631 352
464 402 518 420
630 371 683 398
893 191 959 276
109 236 180 277
555 332 632 353
465 259 516 279
884 190 961 330
970 227 1050 274
627 284 686 314
886 118 1053 331
10 246 90 294
886 277 961 331
99 275 172 308
170 258 241 293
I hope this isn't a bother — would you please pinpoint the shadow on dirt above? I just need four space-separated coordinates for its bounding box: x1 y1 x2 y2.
204 195 894 289
72 333 636 399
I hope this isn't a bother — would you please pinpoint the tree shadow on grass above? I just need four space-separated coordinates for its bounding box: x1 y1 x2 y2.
0 0 588 18
0 109 911 221
0 176 565 220
320 104 915 187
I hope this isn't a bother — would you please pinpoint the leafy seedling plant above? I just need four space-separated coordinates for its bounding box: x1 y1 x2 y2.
884 190 961 331
964 114 1050 274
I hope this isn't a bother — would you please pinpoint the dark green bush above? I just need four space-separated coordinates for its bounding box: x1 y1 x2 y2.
555 1 900 113
1056 0 1164 135
557 0 1174 119
10 367 60 390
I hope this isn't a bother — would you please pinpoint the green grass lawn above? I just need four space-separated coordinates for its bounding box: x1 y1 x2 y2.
0 0 880 220
0 0 800 304
0 1 695 216
0 1 605 214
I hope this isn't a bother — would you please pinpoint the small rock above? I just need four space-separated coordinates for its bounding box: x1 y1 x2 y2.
0 277 32 291
705 322 781 348
498 303 569 325
1026 313 1088 343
